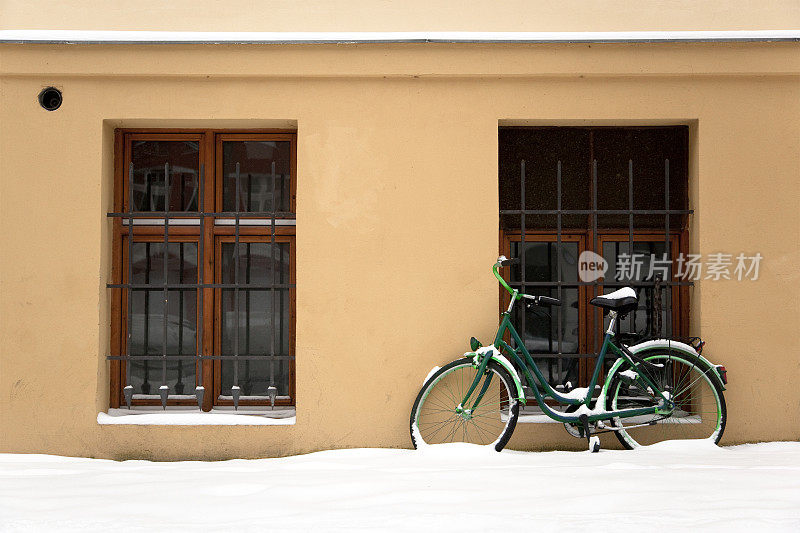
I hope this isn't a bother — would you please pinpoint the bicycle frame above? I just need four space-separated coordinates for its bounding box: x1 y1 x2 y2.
460 263 674 425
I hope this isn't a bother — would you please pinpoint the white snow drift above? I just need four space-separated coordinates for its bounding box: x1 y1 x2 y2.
1 441 798 531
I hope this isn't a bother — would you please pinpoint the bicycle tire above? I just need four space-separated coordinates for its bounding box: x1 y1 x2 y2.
605 350 727 449
410 357 519 451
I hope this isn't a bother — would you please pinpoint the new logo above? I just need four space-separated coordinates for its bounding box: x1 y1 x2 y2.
578 250 608 282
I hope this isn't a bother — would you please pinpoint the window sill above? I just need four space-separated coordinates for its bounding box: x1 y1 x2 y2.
98 407 296 426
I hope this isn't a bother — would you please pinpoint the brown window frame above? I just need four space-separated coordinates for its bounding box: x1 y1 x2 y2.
500 230 688 389
109 129 297 411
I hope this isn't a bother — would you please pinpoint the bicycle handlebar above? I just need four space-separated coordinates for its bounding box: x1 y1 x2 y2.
493 256 517 297
493 256 561 306
529 295 561 307
499 257 518 268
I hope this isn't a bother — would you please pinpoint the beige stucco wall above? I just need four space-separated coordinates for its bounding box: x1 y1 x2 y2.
1 41 799 459
2 0 799 31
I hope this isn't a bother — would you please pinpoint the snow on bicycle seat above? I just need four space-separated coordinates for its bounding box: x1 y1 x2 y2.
589 287 638 314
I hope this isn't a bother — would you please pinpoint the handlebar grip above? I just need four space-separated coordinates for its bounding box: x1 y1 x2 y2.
537 296 561 306
499 258 519 267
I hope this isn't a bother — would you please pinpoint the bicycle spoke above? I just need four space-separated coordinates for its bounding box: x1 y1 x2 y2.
611 354 723 447
413 362 516 447
423 418 460 441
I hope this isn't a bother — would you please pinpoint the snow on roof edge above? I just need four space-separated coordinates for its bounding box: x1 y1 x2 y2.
1 29 799 44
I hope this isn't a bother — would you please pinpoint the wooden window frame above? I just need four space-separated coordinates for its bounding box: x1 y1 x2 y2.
500 229 688 389
110 129 297 411
117 234 202 407
500 232 589 388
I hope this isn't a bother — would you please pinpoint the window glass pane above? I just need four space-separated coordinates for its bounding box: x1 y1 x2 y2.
131 141 199 212
499 128 590 230
128 242 198 395
594 128 688 229
510 241 580 388
222 141 291 213
602 241 673 340
499 127 688 231
220 242 291 398
128 361 197 397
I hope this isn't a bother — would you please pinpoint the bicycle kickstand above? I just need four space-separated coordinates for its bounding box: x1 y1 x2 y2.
579 414 600 453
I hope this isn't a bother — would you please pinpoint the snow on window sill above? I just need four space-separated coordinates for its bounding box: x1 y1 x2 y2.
98 407 296 426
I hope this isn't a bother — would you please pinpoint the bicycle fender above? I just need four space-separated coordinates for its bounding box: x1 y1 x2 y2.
468 346 526 403
611 339 727 391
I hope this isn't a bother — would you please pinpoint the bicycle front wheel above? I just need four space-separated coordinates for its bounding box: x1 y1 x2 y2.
606 350 727 448
410 357 519 451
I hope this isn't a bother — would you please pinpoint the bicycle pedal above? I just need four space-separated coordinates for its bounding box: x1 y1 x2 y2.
578 413 589 439
589 436 600 453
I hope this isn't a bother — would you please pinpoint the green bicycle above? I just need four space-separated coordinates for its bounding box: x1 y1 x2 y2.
410 256 728 452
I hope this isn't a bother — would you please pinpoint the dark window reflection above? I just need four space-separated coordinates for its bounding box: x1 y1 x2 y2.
594 129 688 229
222 141 291 213
131 141 199 212
499 128 590 230
128 242 198 396
499 127 688 231
220 242 291 398
510 241 580 388
603 241 673 339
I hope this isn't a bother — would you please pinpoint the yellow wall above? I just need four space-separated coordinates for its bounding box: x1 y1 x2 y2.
1 41 799 459
2 0 799 31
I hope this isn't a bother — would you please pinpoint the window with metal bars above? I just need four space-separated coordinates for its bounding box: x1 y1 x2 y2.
499 126 691 390
108 130 296 410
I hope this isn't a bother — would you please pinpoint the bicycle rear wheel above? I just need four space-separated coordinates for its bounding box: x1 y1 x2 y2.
410 357 519 451
606 350 726 448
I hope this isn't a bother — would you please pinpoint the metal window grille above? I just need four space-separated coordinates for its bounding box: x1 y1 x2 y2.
107 161 296 409
500 150 692 385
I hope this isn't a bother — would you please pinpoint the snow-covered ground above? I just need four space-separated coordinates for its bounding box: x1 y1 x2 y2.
1 441 798 532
